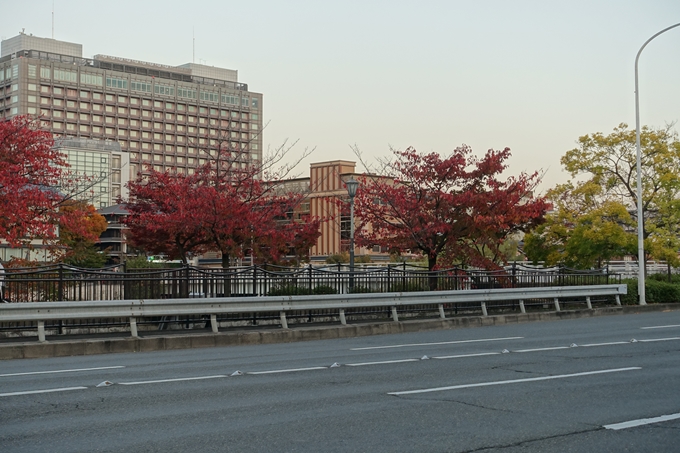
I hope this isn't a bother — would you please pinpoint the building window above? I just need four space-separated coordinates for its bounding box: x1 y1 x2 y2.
80 73 103 86
131 81 152 93
154 84 175 96
40 67 51 79
106 77 128 89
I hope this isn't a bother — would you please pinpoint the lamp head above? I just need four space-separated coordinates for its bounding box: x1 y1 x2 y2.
346 178 359 198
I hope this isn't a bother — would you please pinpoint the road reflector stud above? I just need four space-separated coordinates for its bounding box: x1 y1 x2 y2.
330 362 341 368
501 349 510 354
96 381 114 387
421 355 429 360
630 339 638 343
230 370 243 376
570 343 578 348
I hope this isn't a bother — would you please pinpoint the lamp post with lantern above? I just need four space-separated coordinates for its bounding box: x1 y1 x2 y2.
346 178 359 291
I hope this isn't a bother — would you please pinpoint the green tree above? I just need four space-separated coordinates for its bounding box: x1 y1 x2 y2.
525 181 635 268
526 124 680 267
562 124 680 249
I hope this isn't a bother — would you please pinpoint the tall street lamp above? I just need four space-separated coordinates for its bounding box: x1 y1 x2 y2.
346 178 359 291
634 22 680 305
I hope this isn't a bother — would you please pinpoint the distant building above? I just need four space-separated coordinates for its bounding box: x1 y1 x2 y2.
56 138 130 209
280 160 392 262
1 32 263 184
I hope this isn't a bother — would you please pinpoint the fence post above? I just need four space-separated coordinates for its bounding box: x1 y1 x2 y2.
37 321 46 342
554 298 561 312
58 263 64 302
387 265 391 292
183 266 190 298
252 265 257 296
308 264 313 294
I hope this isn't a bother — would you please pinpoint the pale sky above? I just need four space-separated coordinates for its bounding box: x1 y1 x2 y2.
4 1 680 191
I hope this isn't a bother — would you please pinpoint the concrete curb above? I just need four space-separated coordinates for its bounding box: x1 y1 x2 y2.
1 304 677 360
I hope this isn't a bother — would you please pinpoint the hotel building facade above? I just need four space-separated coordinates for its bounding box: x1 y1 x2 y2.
0 32 263 186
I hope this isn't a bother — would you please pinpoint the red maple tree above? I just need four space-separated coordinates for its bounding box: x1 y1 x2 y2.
124 170 210 264
353 146 549 272
0 116 98 249
123 148 321 268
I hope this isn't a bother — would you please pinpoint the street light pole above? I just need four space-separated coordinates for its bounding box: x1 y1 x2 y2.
634 22 680 306
346 178 359 291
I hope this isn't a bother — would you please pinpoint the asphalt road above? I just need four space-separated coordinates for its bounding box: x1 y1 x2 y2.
1 311 680 452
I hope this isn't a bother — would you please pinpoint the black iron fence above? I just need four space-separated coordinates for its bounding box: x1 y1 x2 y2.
0 262 619 303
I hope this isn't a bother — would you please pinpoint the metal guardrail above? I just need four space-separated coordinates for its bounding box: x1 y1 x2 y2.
0 284 627 342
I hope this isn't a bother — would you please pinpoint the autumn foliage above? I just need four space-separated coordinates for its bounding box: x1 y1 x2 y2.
123 151 320 267
0 116 100 250
353 146 549 271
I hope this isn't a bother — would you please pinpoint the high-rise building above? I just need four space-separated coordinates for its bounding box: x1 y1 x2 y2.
0 32 263 187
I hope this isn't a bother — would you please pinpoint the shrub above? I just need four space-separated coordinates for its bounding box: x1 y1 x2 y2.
267 284 311 296
312 285 337 295
389 280 429 292
267 284 337 296
620 278 680 304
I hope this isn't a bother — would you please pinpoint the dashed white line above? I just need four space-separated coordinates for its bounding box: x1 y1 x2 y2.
638 337 680 343
247 367 328 375
0 366 126 378
0 387 88 397
514 346 571 353
580 342 630 347
641 324 680 330
118 375 227 385
434 352 501 359
604 412 680 430
388 367 641 395
350 336 524 351
346 359 420 367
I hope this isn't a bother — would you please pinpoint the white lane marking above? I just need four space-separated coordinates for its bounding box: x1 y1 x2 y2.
0 387 88 397
0 366 126 378
434 352 501 359
604 413 680 430
118 375 227 385
641 325 680 330
580 342 630 347
514 346 571 352
346 359 420 367
638 337 680 343
351 336 524 351
247 367 328 375
387 367 641 395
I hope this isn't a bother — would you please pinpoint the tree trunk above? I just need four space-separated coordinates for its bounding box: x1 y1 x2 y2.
428 253 438 291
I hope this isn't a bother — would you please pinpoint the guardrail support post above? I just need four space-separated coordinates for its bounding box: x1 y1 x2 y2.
615 295 621 306
586 296 592 310
339 309 347 325
37 321 46 342
280 311 288 329
210 314 218 333
391 306 399 322
519 300 526 314
481 302 488 317
438 304 446 319
554 298 561 312
130 317 138 337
